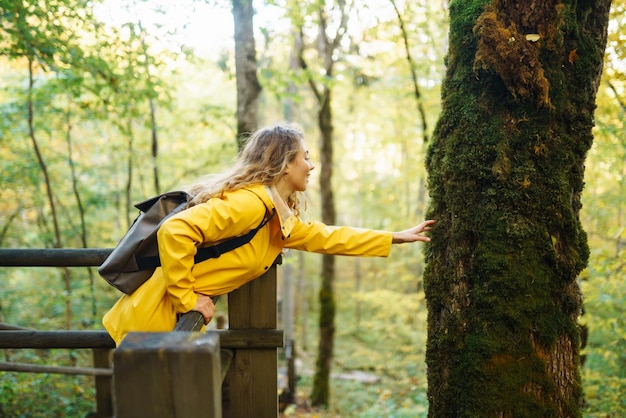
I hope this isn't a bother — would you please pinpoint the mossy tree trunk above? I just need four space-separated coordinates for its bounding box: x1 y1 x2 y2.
424 0 612 416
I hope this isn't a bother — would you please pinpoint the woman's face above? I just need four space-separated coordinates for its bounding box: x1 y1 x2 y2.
284 142 315 192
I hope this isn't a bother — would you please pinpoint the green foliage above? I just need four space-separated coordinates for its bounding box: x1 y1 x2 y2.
0 353 96 417
580 250 626 417
288 281 430 417
578 3 626 415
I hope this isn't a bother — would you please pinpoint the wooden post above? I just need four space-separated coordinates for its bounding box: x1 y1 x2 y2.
281 260 296 406
113 331 222 418
92 348 114 418
225 261 281 418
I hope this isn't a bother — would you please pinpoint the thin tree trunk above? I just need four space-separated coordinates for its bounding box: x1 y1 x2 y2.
391 0 434 285
603 80 625 259
148 97 159 194
64 103 97 323
281 258 296 405
353 166 363 325
390 0 429 146
312 95 337 407
299 1 351 406
607 80 626 113
138 22 160 195
0 211 20 247
125 117 134 228
354 257 362 326
281 33 304 401
27 59 73 331
232 0 261 150
424 0 612 416
296 251 308 352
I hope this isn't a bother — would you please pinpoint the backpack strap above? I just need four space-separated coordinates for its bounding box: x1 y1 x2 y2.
135 207 276 270
194 207 276 263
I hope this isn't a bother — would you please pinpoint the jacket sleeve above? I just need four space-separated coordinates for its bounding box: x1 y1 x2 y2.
284 218 392 257
156 191 267 313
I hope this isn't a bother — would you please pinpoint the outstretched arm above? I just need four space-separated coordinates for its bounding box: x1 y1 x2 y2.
392 220 435 244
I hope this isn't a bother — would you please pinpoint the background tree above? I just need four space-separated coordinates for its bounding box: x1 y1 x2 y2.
137 21 162 195
294 0 351 406
0 0 110 330
424 0 612 416
233 0 261 148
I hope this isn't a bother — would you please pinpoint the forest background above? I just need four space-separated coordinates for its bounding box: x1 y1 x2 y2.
0 0 624 417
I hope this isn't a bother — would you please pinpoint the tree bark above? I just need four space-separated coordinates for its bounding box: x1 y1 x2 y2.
124 117 134 229
424 0 612 416
390 0 429 146
27 59 73 332
64 104 98 323
138 21 160 195
299 1 350 407
312 92 337 407
232 0 261 150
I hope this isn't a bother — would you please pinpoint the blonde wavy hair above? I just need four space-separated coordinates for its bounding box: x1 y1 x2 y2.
187 123 306 216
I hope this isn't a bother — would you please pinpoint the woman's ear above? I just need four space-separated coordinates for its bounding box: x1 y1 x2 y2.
283 161 293 175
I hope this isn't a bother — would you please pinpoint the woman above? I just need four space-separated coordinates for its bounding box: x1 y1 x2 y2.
103 123 434 345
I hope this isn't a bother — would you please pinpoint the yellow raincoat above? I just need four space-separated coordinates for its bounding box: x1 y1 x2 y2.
103 184 392 345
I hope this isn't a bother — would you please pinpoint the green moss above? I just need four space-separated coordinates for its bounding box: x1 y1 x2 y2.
424 0 602 415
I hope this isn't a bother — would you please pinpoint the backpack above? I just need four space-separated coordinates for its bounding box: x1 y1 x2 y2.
98 190 275 294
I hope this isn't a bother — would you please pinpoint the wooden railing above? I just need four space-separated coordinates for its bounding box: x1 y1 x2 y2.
0 248 283 418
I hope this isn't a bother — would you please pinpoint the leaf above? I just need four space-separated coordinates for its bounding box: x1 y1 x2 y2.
525 34 541 42
569 49 579 64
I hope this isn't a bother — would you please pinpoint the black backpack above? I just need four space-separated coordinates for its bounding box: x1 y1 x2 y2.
98 190 275 294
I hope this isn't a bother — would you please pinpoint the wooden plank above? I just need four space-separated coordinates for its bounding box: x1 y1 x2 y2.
93 348 114 418
226 264 281 418
228 348 278 418
114 331 222 418
228 265 278 329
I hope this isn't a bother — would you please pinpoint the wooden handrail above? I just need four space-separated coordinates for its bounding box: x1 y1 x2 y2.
0 249 281 268
0 329 283 349
1 248 282 417
0 361 113 376
0 248 111 267
0 330 115 348
175 311 206 331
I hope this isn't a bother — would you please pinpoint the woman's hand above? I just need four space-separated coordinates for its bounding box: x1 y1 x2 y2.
392 220 435 244
192 293 216 325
